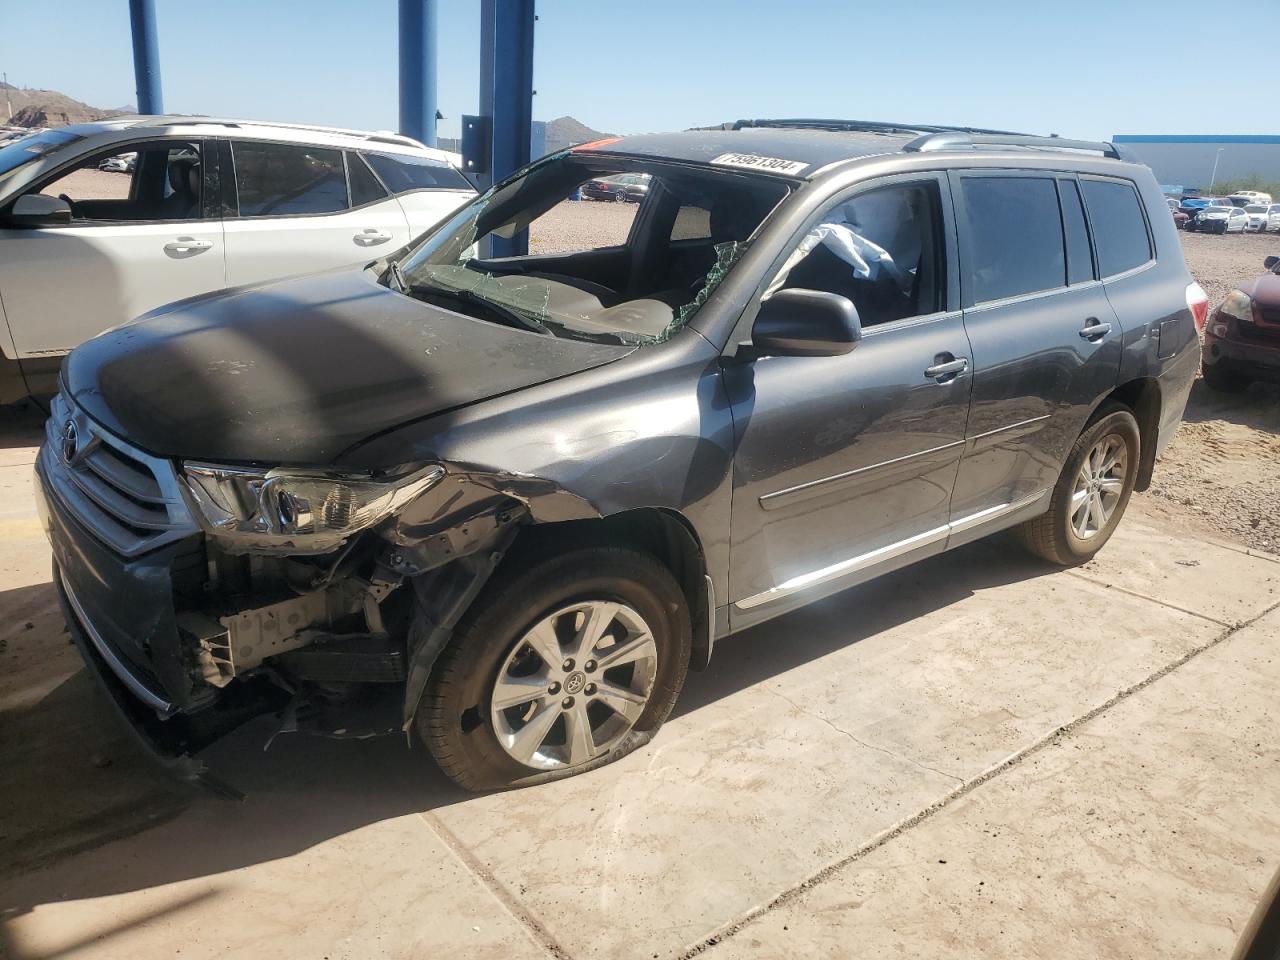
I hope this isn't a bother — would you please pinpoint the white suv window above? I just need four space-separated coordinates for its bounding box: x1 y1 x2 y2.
31 140 205 223
231 141 348 217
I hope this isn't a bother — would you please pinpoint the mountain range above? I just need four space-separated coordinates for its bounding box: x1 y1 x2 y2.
1 83 611 152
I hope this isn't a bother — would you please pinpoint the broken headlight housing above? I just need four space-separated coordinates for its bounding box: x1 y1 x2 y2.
181 462 445 554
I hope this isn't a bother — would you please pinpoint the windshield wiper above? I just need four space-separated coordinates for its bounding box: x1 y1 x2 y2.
408 281 551 336
386 260 409 293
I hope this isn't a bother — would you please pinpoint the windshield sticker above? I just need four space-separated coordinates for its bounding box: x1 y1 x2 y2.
711 153 807 176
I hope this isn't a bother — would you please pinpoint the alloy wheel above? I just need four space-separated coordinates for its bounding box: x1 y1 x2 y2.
489 601 658 771
1070 434 1128 540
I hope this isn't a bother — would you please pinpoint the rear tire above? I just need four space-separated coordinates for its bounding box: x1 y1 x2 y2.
418 546 691 791
1015 403 1140 566
1202 362 1250 393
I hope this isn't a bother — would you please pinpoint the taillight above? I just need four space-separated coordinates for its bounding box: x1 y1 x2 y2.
1186 281 1209 332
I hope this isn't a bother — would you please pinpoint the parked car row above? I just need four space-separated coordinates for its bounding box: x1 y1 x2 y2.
1167 192 1280 233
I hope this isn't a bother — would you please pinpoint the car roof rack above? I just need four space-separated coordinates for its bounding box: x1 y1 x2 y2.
118 115 429 150
692 118 1135 161
707 118 1029 137
902 130 1134 160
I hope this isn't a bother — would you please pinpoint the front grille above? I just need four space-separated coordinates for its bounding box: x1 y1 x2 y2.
43 393 199 557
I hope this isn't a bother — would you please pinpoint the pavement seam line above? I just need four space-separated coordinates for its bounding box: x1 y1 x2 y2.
1062 569 1233 627
676 595 1280 959
413 806 574 960
769 688 964 784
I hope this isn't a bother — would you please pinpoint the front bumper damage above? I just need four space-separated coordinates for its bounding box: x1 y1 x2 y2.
34 415 545 797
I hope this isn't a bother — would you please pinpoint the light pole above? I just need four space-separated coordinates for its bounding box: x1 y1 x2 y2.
1209 147 1224 192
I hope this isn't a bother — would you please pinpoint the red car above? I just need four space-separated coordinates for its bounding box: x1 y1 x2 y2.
1200 254 1280 391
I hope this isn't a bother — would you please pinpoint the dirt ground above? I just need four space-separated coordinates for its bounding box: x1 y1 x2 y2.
1130 231 1280 554
39 166 130 201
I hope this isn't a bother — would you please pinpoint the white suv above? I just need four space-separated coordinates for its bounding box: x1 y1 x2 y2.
0 116 475 402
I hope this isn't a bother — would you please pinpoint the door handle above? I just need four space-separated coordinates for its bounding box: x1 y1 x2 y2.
354 228 393 246
163 237 213 254
1079 318 1112 341
924 356 969 382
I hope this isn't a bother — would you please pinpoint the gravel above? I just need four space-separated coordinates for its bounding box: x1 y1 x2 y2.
1130 230 1280 555
528 199 639 255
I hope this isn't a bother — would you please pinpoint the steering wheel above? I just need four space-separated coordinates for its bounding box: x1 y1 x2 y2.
57 193 82 218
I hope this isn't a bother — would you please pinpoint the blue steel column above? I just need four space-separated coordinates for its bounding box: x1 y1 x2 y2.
128 0 164 115
398 0 438 147
487 0 535 257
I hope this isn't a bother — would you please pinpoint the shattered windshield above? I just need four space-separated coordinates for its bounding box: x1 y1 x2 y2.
393 152 789 345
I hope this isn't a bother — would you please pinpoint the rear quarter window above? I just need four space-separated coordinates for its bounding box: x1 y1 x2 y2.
1081 179 1152 277
365 152 471 193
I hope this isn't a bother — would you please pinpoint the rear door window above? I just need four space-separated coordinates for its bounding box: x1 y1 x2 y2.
364 152 471 193
231 141 348 217
960 175 1064 303
1080 178 1152 277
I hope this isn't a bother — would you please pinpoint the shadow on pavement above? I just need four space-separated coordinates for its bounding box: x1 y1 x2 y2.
0 532 1053 958
1183 377 1280 434
0 400 47 454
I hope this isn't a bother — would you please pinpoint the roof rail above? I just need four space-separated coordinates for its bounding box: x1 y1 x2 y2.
903 131 1135 160
123 115 428 150
705 118 1029 137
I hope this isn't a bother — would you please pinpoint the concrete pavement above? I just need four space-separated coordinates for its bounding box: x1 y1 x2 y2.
1 401 1277 960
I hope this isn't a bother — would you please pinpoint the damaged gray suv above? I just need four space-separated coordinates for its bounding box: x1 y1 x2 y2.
36 120 1202 791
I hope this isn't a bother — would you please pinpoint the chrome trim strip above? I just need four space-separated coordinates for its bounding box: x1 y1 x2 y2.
948 490 1049 534
760 439 966 508
735 489 1050 610
735 523 950 610
59 569 176 716
967 415 1051 443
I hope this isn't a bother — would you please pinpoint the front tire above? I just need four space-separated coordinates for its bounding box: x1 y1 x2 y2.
418 546 691 790
1015 404 1140 565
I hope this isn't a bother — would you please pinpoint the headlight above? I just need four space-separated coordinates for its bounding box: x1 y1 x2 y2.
182 462 445 553
1219 289 1256 324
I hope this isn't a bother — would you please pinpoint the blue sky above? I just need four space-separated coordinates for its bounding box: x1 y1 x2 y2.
1 0 1274 142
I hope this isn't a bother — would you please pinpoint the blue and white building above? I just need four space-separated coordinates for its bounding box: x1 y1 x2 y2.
1111 135 1280 191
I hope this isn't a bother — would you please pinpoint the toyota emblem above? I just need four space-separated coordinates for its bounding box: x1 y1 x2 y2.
60 419 79 465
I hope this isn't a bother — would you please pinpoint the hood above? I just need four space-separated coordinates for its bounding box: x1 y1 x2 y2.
64 268 636 464
1247 271 1280 309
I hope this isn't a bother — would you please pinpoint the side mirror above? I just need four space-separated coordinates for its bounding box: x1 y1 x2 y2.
750 288 862 358
1265 255 1278 270
6 193 72 227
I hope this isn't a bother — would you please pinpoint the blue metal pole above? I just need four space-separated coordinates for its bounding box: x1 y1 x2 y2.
398 0 438 147
128 0 163 115
489 0 535 256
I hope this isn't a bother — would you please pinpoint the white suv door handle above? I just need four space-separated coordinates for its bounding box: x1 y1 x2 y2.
354 228 393 246
164 237 213 254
